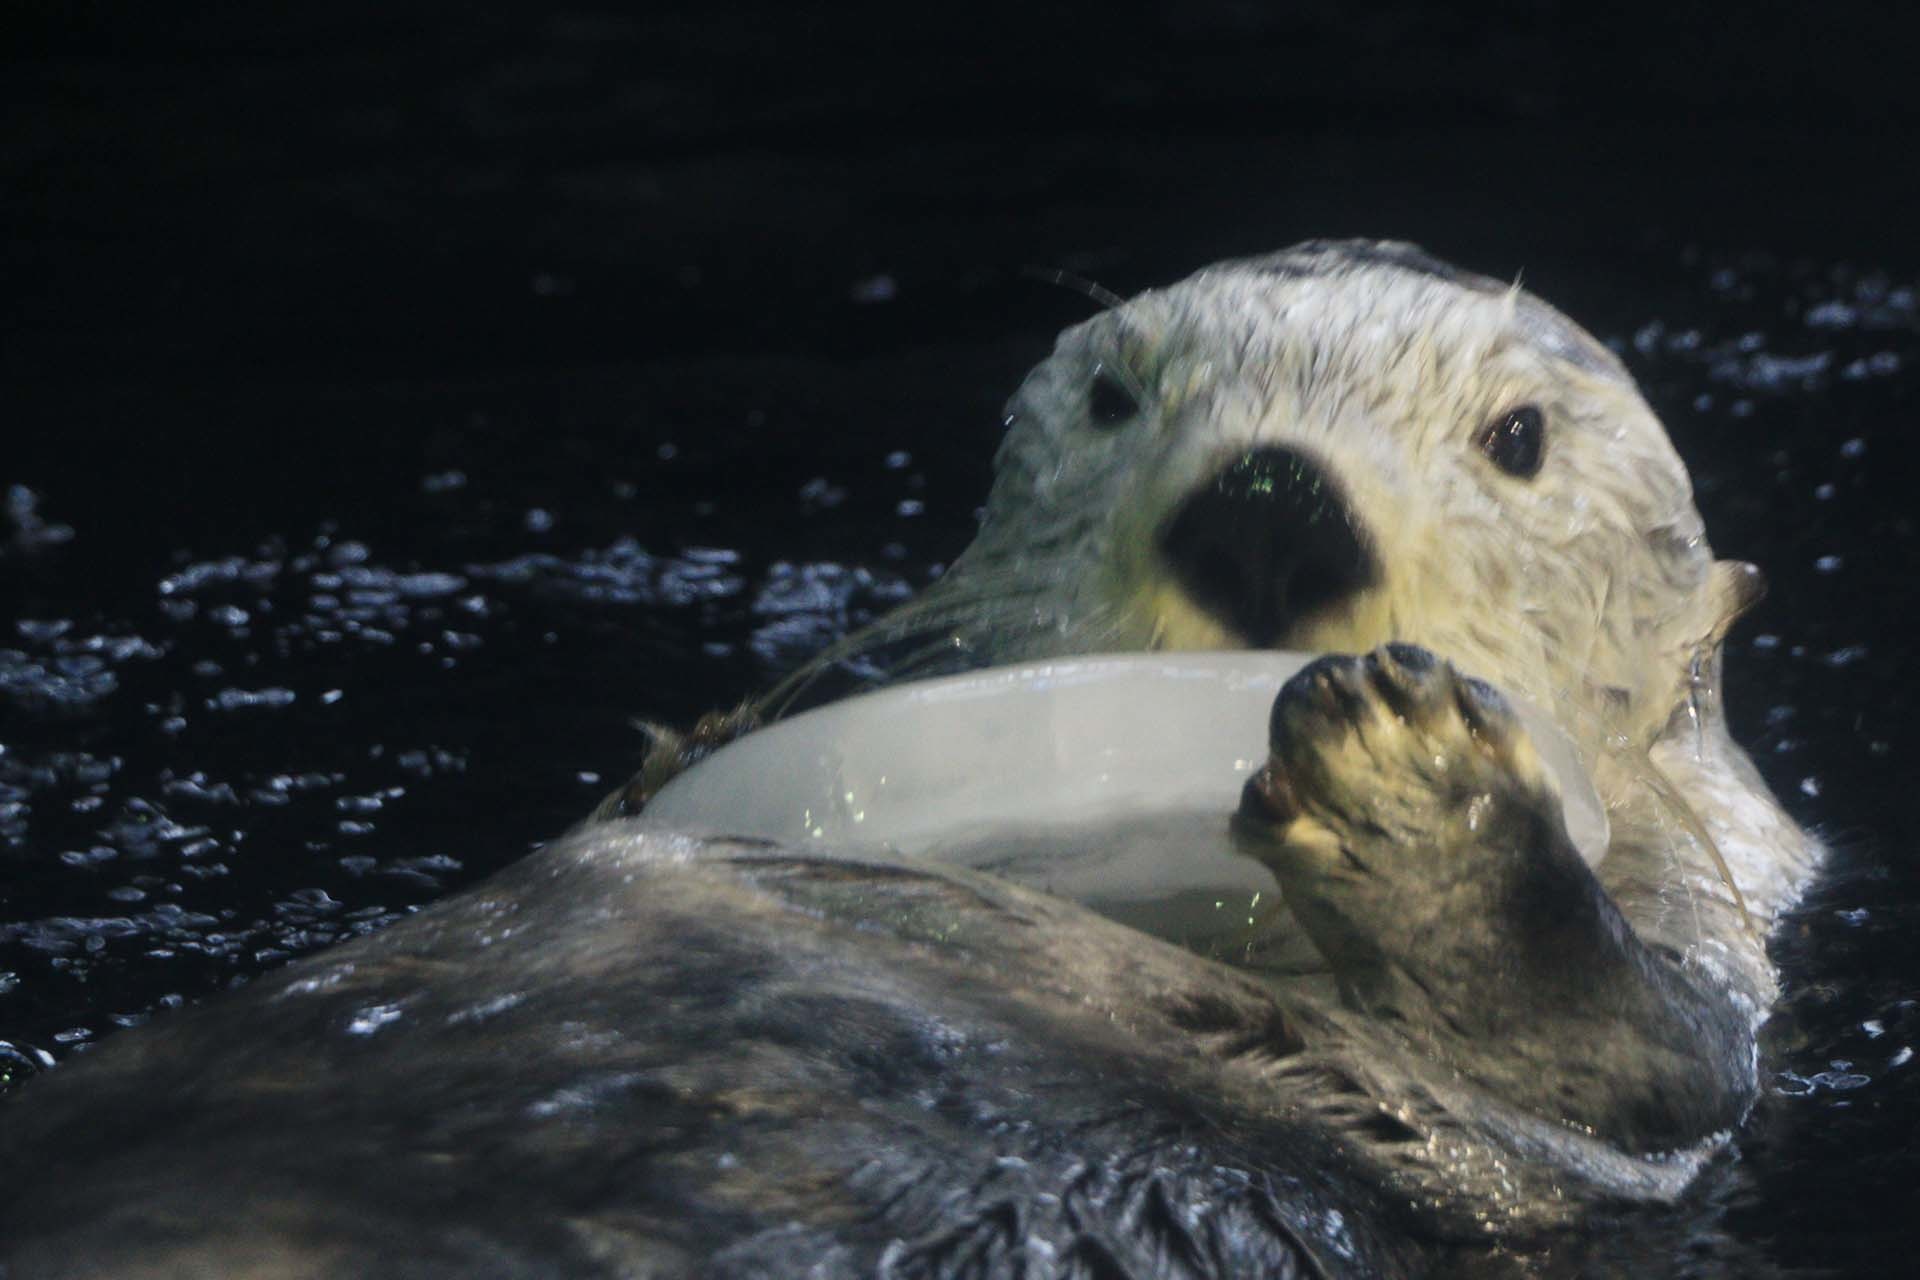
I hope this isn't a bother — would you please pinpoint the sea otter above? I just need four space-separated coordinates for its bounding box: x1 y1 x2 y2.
0 241 1818 1278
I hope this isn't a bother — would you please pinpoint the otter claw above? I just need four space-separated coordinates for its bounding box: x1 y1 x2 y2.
1242 643 1556 872
1237 760 1301 830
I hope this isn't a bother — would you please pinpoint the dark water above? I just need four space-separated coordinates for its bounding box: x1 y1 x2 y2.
5 4 1919 1274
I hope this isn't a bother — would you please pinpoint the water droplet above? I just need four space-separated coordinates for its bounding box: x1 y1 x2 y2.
345 1004 404 1037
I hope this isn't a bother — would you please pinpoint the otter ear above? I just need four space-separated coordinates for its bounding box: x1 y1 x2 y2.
1653 560 1767 746
1700 560 1766 648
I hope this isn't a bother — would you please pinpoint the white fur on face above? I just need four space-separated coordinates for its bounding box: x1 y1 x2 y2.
960 245 1716 755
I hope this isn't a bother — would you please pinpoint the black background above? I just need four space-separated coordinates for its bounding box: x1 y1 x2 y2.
9 2 1920 511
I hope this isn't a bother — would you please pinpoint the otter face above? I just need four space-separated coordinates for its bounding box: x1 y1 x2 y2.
962 240 1717 743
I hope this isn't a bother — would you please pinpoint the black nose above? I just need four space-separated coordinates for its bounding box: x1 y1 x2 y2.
1158 446 1375 646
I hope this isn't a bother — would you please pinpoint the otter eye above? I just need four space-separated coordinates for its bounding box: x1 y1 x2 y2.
1479 405 1545 478
1088 365 1137 428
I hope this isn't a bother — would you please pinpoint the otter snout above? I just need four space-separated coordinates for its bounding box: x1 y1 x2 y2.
1158 446 1375 646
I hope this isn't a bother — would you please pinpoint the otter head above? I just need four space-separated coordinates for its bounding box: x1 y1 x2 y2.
949 239 1757 750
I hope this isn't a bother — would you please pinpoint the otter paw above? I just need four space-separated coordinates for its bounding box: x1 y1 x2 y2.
1235 646 1570 979
1242 644 1553 843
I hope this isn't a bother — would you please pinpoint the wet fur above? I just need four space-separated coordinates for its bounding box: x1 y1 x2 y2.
1238 646 1753 1153
0 831 1415 1278
0 242 1821 1277
773 236 1814 1074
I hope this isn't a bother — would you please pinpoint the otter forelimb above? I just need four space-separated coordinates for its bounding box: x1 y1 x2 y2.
1236 644 1754 1153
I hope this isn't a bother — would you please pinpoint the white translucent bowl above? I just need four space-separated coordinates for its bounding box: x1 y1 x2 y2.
642 653 1609 943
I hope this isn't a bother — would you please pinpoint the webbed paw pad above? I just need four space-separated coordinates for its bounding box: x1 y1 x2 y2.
1239 644 1554 872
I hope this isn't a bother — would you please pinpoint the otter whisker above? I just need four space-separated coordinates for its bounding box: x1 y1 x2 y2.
861 634 983 684
1021 264 1126 311
1532 677 1760 940
753 574 1059 720
1636 753 1759 938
